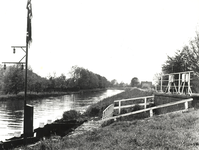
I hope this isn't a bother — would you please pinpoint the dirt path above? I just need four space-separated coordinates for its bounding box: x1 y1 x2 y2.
68 120 103 137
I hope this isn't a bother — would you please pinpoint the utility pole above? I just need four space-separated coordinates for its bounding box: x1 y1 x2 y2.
2 0 33 145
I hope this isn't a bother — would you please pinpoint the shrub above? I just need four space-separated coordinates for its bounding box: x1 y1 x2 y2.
84 106 101 117
147 103 155 108
121 108 128 114
133 104 141 111
62 110 82 121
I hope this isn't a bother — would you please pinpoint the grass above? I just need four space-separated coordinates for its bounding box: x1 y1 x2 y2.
21 109 199 150
84 87 154 118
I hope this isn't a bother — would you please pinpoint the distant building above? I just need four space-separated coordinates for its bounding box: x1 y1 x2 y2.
141 81 152 89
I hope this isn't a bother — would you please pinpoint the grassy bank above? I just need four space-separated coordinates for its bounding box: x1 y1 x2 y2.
84 88 154 118
22 109 199 150
53 88 153 122
15 88 199 149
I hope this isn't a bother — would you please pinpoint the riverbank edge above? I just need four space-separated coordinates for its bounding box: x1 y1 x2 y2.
20 88 199 149
0 88 107 101
9 88 151 149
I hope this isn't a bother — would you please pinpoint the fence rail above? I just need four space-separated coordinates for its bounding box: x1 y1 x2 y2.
114 95 154 114
102 98 193 121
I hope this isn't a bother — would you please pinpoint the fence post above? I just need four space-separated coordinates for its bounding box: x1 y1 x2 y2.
118 101 121 114
102 111 105 119
150 109 153 117
160 76 163 92
144 98 147 109
184 101 188 111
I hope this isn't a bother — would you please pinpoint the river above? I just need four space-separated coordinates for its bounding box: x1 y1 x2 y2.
0 89 123 141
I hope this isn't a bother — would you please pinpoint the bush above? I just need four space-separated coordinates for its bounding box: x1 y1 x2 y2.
133 104 141 111
62 110 82 121
121 109 128 114
84 106 101 117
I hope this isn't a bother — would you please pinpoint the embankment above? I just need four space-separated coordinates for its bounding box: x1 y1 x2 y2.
21 88 199 150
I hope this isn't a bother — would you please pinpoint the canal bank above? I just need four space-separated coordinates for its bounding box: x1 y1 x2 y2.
15 88 199 149
0 89 123 142
14 88 154 149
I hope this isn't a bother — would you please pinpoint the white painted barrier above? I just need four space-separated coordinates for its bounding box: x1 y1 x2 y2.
114 95 154 114
102 104 114 120
102 98 193 121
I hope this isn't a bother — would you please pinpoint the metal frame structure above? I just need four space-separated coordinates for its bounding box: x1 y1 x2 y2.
160 71 193 95
2 46 26 70
2 45 29 144
1 0 32 144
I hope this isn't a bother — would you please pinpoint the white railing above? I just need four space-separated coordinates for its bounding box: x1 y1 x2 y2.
114 95 154 114
102 98 193 121
102 104 114 120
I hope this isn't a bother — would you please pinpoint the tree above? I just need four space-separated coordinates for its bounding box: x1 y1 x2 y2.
162 50 190 74
130 77 140 87
35 82 42 93
78 68 90 89
3 65 24 94
110 79 118 87
162 32 199 75
0 65 4 91
181 33 199 73
118 82 125 87
88 71 99 89
68 66 109 90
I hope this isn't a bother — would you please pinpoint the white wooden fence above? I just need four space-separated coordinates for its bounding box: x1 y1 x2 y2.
102 97 193 121
114 95 154 114
102 104 114 120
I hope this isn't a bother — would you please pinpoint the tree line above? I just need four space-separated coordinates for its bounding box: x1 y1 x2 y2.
0 65 113 95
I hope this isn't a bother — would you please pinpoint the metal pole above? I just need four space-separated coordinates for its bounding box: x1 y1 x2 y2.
24 5 29 144
23 42 28 145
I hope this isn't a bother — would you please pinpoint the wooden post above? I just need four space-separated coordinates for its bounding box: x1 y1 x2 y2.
188 72 192 94
118 101 121 114
144 98 147 109
184 101 188 111
160 76 163 92
150 109 153 117
178 73 180 94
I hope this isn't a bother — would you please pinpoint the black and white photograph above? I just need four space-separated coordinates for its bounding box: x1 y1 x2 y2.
0 0 199 149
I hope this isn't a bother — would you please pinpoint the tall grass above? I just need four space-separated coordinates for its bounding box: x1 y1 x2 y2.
23 109 199 150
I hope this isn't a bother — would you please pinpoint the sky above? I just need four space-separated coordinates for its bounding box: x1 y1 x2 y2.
0 0 199 84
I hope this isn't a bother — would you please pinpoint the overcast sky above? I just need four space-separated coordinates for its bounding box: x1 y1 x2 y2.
0 0 199 84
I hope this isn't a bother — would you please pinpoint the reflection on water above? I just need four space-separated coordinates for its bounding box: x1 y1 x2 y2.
0 89 123 141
